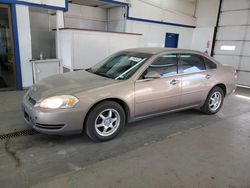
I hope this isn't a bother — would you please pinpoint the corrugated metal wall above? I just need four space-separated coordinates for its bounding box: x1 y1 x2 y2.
213 0 250 86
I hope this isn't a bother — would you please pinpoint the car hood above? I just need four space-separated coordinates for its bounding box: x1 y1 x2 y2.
28 70 119 101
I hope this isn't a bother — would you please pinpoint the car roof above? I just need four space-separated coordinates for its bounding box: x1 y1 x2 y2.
124 47 204 55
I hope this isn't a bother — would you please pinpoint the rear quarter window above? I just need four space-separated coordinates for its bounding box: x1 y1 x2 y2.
204 57 217 69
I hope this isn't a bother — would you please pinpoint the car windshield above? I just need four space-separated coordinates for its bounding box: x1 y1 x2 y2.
88 52 152 80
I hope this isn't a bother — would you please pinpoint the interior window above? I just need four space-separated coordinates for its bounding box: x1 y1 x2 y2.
145 54 178 78
204 57 217 69
179 54 206 73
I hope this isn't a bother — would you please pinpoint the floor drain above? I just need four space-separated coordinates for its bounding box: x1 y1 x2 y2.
0 129 38 140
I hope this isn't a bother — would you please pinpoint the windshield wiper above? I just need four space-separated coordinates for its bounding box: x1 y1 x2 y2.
85 68 93 73
86 68 113 79
94 72 113 79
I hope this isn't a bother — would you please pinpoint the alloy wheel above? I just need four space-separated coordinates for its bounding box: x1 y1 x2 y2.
95 109 120 137
209 91 222 112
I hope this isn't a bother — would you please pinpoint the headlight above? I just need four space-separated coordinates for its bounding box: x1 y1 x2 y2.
37 95 79 109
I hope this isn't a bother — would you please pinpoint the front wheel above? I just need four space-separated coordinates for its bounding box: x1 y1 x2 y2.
201 87 224 114
85 101 126 142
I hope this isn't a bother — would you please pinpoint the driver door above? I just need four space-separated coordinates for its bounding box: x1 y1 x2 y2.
134 54 181 117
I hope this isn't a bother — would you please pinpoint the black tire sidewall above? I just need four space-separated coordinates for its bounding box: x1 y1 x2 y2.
85 101 126 142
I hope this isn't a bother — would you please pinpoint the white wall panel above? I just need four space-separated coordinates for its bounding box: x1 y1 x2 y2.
126 20 193 49
73 33 109 69
161 0 196 16
65 18 107 31
108 7 125 32
214 0 250 86
221 0 250 11
191 0 220 54
135 0 196 16
64 4 107 30
214 41 243 55
213 55 240 68
219 11 249 26
16 0 66 9
115 0 196 16
238 72 250 86
242 42 250 56
128 0 196 26
65 3 107 20
239 57 250 71
195 0 220 27
246 28 250 40
16 5 33 87
59 31 73 70
217 26 247 41
191 27 215 55
60 29 141 69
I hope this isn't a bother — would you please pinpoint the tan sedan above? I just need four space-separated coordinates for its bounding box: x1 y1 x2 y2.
22 48 237 142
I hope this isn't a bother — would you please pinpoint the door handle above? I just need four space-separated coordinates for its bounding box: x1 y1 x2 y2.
170 79 178 85
205 74 211 79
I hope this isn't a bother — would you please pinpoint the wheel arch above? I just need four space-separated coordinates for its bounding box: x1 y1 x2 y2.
202 83 227 107
201 83 226 114
213 83 227 96
83 98 131 130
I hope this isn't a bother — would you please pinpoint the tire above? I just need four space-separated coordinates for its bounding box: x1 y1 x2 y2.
201 86 224 115
85 101 126 142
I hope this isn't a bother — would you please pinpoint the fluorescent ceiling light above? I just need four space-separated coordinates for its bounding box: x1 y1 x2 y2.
235 94 250 100
220 45 236 51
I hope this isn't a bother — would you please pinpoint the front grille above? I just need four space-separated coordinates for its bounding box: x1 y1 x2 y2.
28 96 36 106
35 123 64 130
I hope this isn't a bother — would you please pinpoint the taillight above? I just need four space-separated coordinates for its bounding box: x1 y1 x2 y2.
233 67 237 78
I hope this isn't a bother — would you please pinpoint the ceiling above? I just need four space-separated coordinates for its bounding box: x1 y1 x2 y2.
69 0 123 8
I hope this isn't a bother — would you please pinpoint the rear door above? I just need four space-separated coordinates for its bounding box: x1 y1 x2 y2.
178 53 216 107
134 54 181 117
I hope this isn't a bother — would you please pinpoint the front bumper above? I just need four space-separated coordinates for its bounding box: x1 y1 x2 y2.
22 95 86 135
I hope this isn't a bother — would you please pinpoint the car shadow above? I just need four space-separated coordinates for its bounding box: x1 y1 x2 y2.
127 108 204 128
31 108 207 144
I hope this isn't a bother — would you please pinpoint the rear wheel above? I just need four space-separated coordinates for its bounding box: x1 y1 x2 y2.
85 101 126 142
201 86 224 114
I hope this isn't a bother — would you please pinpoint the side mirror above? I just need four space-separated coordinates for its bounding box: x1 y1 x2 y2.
144 71 161 79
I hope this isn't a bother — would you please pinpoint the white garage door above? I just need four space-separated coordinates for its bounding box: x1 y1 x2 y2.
213 0 250 86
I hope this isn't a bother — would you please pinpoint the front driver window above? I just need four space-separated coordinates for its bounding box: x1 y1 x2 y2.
142 54 178 79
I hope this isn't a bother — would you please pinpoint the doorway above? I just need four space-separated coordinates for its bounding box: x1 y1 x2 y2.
0 4 16 90
165 33 179 48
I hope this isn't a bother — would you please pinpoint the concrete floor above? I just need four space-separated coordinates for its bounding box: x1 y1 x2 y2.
0 87 250 188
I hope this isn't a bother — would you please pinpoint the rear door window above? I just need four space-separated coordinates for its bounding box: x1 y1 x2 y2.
179 54 206 73
148 54 178 78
